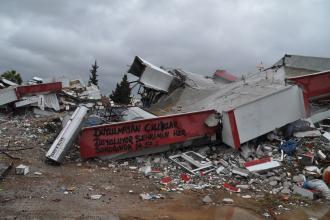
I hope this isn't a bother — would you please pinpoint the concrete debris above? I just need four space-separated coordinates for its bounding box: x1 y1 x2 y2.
202 195 213 203
222 198 234 204
317 150 326 160
216 166 226 174
236 185 249 189
323 132 330 141
294 130 322 138
269 181 278 186
0 77 102 114
305 166 322 175
90 194 102 200
293 185 315 200
0 87 18 105
242 195 252 199
281 188 291 195
140 193 164 200
139 166 152 176
240 144 254 159
15 164 29 175
292 174 306 183
0 163 13 180
231 167 249 177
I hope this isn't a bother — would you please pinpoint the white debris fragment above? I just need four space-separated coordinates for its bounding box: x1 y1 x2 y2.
222 198 234 204
90 194 102 200
15 164 29 175
202 195 213 203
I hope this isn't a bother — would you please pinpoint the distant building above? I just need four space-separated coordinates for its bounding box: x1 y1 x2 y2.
272 54 330 78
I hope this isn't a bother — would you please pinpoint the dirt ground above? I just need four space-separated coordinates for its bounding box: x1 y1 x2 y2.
0 113 329 220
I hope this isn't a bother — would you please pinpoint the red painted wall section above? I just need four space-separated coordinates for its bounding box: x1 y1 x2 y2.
287 70 330 99
79 110 218 159
15 82 62 98
227 110 241 149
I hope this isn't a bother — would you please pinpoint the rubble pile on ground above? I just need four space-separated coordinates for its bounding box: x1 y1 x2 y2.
1 55 330 218
104 129 329 200
0 77 102 115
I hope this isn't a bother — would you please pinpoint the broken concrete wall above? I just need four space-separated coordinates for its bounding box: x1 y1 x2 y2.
222 85 306 149
0 87 18 106
79 110 218 160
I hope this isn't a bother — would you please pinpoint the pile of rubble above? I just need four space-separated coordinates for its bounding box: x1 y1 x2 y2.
1 55 330 218
104 125 330 200
0 76 102 115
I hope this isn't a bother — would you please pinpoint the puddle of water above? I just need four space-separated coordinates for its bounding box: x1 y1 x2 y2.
276 203 330 220
213 206 262 220
203 204 329 220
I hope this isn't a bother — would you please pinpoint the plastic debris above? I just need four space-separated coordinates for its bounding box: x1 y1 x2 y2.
280 140 297 155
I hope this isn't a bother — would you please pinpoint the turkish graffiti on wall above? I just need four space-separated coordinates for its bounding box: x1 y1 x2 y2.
79 110 217 159
92 119 186 154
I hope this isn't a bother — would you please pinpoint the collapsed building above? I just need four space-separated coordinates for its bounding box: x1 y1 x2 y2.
1 54 330 211
78 55 330 161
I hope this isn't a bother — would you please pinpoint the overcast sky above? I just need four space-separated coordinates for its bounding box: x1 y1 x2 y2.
0 0 329 94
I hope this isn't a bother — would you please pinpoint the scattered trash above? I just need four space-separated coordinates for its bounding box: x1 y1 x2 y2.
244 157 281 172
300 152 314 166
280 140 297 155
15 164 29 175
180 173 191 182
223 183 240 193
169 151 215 175
160 176 172 185
139 193 164 200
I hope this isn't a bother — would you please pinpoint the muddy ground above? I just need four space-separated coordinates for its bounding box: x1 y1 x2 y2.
0 112 329 220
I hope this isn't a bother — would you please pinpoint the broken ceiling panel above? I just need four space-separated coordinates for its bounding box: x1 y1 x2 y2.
128 56 174 92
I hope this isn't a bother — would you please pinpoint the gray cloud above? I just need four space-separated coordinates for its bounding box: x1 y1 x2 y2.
0 0 329 94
